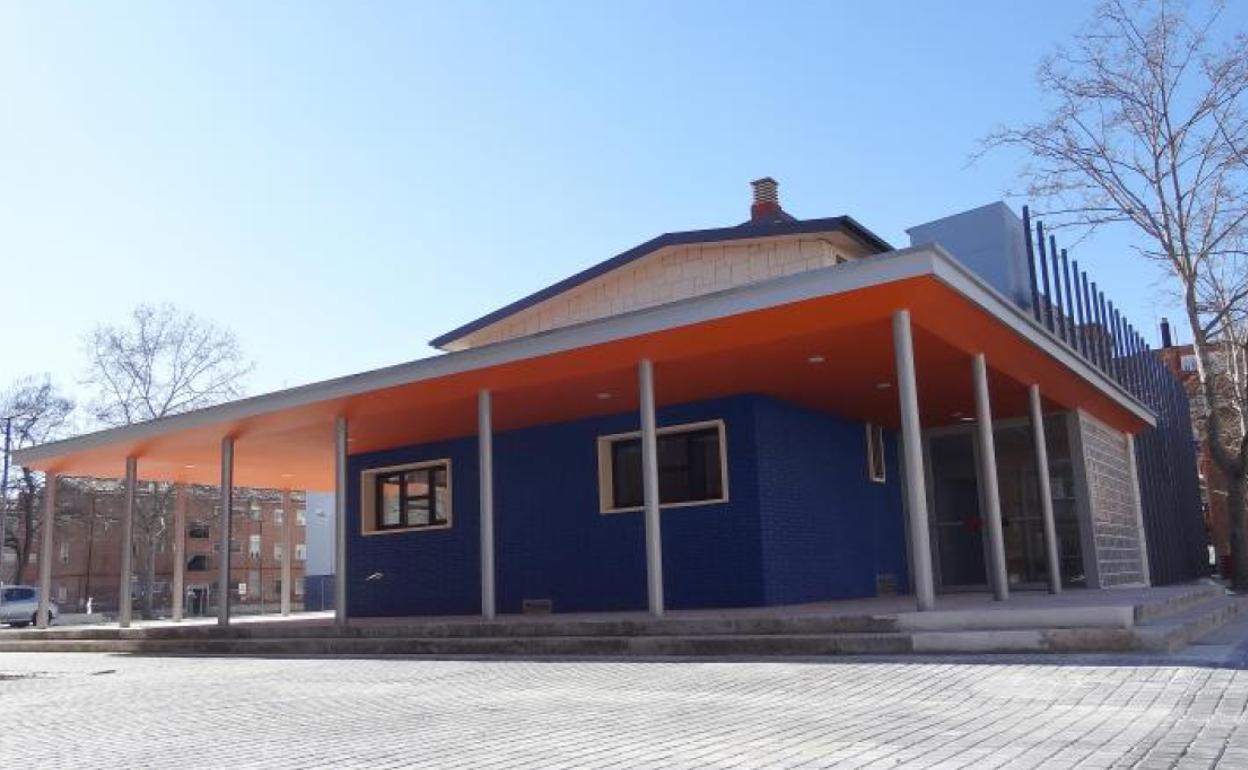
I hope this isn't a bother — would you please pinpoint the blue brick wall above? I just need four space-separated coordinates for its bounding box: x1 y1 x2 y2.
346 435 482 617
346 393 907 617
753 398 909 604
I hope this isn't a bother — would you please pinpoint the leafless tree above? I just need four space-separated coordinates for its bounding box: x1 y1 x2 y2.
83 303 253 616
0 376 74 584
983 0 1248 587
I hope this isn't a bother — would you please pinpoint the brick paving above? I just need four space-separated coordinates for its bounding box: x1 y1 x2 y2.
2 654 1248 768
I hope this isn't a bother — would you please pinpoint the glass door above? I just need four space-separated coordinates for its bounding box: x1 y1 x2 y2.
928 432 988 589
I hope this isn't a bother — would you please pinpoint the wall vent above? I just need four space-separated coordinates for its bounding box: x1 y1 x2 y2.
522 598 553 615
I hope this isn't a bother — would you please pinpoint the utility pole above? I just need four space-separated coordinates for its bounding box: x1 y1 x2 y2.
1 416 12 586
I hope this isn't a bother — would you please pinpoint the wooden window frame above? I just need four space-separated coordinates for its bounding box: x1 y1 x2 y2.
866 423 887 484
597 419 729 514
360 459 453 536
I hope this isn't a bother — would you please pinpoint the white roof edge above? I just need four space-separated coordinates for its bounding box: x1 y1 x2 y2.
13 244 1152 466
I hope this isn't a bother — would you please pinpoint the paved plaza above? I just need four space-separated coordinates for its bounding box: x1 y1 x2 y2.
2 648 1248 769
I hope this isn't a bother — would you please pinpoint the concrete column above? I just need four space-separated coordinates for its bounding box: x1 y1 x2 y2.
892 310 935 611
281 487 293 616
118 456 137 628
1029 385 1063 593
171 483 187 621
36 473 57 629
217 437 234 627
639 359 665 617
972 354 1009 601
478 390 496 620
334 416 348 627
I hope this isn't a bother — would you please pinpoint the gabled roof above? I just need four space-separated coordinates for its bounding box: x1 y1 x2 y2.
429 215 893 349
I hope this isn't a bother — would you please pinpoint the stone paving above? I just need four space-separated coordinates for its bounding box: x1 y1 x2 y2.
2 651 1248 769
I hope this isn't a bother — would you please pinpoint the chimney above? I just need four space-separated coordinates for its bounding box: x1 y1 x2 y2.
750 177 782 222
1160 318 1173 348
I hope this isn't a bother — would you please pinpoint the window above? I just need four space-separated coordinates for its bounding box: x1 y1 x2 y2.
296 508 307 526
274 579 282 596
56 585 67 603
2 587 35 602
248 534 261 558
59 541 71 564
237 582 247 598
187 555 210 571
598 421 728 513
295 576 305 596
188 522 210 539
274 543 284 562
361 460 452 534
295 544 307 562
274 507 284 525
248 570 260 596
866 423 887 483
1181 354 1198 372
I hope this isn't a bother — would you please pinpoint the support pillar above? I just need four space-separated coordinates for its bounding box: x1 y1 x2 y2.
171 483 187 621
217 437 234 627
639 359 664 617
478 390 496 620
972 354 1009 601
1029 385 1063 594
118 456 137 628
36 473 57 629
892 310 935 611
334 416 349 627
281 487 293 616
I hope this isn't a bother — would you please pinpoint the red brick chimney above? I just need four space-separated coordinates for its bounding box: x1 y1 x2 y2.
750 177 782 222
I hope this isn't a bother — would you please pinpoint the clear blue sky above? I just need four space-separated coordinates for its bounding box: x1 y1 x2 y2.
3 2 1243 401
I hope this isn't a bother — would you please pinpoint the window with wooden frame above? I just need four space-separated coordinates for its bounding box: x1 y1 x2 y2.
598 420 728 513
361 460 452 535
866 423 886 483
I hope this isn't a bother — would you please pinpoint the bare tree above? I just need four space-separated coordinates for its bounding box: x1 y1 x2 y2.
983 0 1248 587
0 376 74 584
83 303 253 616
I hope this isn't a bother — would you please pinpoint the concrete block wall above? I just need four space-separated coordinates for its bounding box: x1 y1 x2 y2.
454 235 867 349
1078 412 1147 586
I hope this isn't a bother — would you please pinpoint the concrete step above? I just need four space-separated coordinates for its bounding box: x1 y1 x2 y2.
1132 581 1227 624
895 605 1135 632
5 614 900 642
0 632 914 657
912 626 1137 654
1132 595 1248 654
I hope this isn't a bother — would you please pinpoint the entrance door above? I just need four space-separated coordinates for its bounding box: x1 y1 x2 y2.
927 432 988 589
925 417 1086 591
995 425 1051 586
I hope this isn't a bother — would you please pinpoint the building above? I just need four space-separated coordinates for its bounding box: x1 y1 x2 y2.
12 479 310 617
13 179 1206 628
1156 325 1227 576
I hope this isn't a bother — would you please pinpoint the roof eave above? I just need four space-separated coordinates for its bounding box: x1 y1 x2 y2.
428 216 893 350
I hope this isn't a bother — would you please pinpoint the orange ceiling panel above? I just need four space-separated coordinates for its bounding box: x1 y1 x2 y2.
27 275 1147 491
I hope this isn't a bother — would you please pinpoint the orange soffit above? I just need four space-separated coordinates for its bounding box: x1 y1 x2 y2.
16 260 1152 489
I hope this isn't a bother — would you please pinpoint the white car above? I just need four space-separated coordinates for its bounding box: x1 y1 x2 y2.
0 585 58 628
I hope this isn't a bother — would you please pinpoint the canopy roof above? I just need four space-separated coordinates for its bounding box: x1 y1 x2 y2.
15 245 1152 491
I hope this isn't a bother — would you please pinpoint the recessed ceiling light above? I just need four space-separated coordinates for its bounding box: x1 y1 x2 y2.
807 355 826 364
183 464 196 470
960 416 975 423
596 392 612 400
951 411 963 418
280 473 294 479
875 382 892 390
